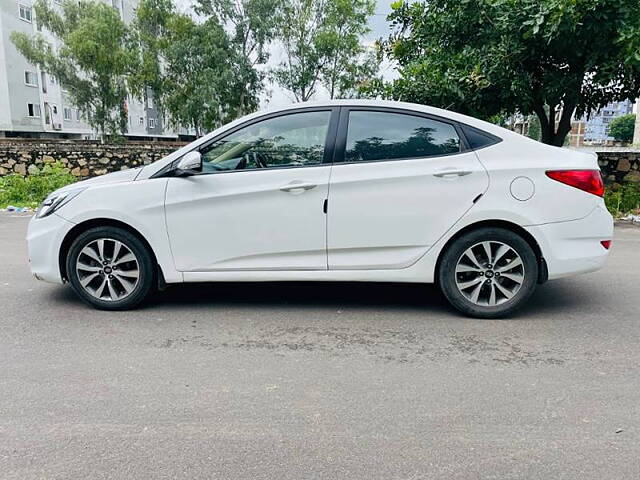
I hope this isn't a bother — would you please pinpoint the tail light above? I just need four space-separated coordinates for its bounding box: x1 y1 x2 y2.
600 240 612 250
545 170 604 197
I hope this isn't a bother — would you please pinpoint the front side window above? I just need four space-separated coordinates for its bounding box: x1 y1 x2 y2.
343 111 460 163
200 111 330 173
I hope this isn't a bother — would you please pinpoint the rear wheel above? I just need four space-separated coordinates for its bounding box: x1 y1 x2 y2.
438 228 538 318
66 226 155 310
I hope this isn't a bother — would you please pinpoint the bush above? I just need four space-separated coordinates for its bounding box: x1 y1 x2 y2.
0 163 77 209
605 182 640 216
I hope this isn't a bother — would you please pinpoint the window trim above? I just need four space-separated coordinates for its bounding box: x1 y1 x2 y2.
18 4 32 23
24 70 38 87
332 106 472 166
27 103 41 118
169 107 340 178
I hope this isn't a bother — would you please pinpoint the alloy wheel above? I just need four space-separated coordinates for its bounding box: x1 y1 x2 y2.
75 238 140 301
454 241 525 307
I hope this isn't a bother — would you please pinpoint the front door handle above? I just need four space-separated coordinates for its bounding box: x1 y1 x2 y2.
433 170 472 178
279 181 317 193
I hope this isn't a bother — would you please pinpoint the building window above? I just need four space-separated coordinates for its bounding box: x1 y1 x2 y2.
41 72 47 93
19 4 32 22
147 95 154 110
27 103 41 118
148 118 156 129
52 105 58 114
63 107 72 120
139 116 144 126
24 70 38 87
75 109 81 121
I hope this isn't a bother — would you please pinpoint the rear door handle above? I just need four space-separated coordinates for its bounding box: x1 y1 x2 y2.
279 182 317 193
433 170 472 178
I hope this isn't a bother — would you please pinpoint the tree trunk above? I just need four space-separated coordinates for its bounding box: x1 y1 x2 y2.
533 101 575 147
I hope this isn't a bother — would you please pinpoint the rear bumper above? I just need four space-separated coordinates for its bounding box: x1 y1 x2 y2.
26 213 75 284
526 204 613 280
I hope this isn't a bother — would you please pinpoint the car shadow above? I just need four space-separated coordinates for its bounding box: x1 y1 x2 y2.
47 278 605 319
154 281 450 310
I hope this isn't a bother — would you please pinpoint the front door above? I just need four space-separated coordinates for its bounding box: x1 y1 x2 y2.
327 108 489 270
165 109 336 272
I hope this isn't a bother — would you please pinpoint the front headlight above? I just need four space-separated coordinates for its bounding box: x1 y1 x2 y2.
36 187 86 218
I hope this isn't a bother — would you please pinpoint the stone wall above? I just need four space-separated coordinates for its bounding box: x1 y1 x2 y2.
1 139 639 184
595 151 640 184
0 139 185 178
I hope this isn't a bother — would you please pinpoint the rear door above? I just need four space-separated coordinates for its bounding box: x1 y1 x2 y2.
327 107 489 270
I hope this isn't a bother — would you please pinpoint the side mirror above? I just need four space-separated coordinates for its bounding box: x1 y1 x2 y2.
174 151 202 176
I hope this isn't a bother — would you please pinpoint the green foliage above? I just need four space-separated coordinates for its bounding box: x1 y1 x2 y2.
0 163 77 208
384 0 640 146
609 114 636 143
129 0 175 116
605 182 640 215
195 0 282 114
11 0 138 139
271 0 378 101
131 0 265 135
316 0 379 99
160 15 246 135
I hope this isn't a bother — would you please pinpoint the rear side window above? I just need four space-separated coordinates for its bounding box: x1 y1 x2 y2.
343 111 461 163
461 124 501 150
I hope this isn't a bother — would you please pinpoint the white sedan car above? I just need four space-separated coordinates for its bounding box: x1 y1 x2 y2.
27 100 613 317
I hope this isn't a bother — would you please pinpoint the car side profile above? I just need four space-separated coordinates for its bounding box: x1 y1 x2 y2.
26 100 613 318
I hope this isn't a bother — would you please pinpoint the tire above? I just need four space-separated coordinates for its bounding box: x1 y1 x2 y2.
66 226 155 310
438 227 538 319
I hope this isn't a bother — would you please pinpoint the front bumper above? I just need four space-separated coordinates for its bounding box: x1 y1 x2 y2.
26 213 75 284
526 203 614 280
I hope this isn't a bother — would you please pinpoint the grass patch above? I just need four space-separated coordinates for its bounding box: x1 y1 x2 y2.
0 163 77 209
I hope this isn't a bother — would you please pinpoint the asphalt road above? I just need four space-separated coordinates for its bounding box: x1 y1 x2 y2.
1 213 639 479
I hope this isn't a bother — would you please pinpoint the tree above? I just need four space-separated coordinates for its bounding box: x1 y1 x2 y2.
609 114 636 143
161 14 244 136
271 0 378 102
317 0 379 99
195 0 283 114
384 0 640 146
11 0 138 139
130 0 175 116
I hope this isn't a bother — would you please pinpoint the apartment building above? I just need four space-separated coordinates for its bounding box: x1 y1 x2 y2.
580 99 635 145
0 0 183 139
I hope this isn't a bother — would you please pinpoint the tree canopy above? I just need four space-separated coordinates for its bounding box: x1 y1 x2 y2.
384 0 640 146
271 0 378 102
609 114 637 143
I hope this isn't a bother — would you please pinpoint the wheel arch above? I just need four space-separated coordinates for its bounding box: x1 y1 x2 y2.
59 218 164 286
434 219 548 285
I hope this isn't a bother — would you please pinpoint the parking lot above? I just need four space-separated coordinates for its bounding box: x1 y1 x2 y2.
1 213 639 479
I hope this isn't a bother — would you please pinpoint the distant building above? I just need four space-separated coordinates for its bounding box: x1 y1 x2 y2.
0 0 192 140
568 119 586 148
579 99 634 145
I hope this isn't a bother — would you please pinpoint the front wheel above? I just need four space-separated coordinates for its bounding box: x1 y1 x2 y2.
438 228 539 318
66 226 155 310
